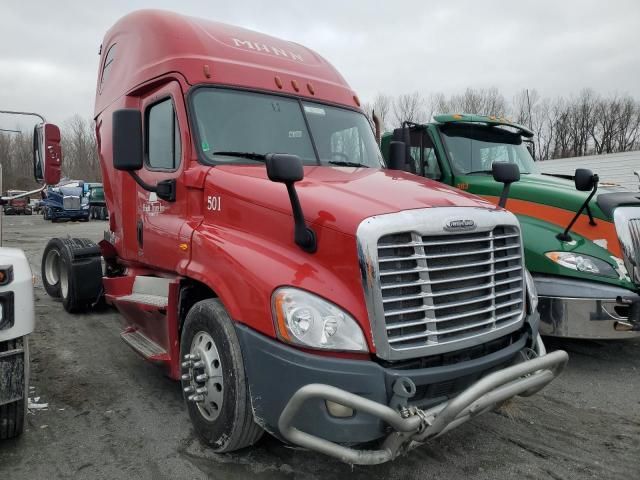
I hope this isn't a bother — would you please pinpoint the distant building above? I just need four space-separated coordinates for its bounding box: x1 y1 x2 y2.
539 150 640 191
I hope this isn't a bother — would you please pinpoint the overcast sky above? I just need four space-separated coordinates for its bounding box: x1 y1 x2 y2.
1 0 639 129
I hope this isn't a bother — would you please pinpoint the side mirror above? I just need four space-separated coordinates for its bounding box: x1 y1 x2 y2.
558 169 599 241
492 162 520 208
33 123 62 185
113 109 143 171
388 141 407 170
265 153 316 253
265 153 304 183
574 168 596 192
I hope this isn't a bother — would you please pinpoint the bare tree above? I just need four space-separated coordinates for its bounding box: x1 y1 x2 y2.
392 92 425 125
61 115 100 181
438 87 507 117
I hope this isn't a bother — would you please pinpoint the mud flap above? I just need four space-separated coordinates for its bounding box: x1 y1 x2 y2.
63 238 103 305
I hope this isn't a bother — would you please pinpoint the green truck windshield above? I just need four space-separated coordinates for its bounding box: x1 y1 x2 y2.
192 88 384 167
440 124 538 175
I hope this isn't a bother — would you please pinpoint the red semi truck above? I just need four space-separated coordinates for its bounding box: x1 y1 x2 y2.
40 10 567 464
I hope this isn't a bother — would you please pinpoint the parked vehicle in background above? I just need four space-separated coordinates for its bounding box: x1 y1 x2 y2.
380 114 640 339
87 183 108 220
40 11 567 464
2 190 32 215
0 112 62 439
29 199 41 214
41 183 89 222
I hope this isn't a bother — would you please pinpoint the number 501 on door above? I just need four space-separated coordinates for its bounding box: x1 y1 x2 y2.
207 195 221 211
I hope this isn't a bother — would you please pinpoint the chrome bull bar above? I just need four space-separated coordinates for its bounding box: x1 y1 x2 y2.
278 349 568 465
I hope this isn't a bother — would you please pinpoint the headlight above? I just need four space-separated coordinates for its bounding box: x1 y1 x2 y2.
82 205 89 210
272 287 368 352
524 269 538 314
545 252 617 278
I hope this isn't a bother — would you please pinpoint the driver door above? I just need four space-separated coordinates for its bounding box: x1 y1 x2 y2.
135 81 191 271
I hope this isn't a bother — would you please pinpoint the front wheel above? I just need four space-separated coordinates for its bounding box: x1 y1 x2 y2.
0 337 29 440
180 299 263 452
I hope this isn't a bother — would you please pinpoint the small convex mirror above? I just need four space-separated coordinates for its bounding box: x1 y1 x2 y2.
574 168 596 192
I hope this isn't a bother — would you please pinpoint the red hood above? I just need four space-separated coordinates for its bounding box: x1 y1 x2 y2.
208 165 496 235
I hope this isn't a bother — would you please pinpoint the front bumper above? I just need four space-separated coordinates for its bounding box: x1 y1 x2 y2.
236 321 566 463
536 274 640 339
49 209 89 220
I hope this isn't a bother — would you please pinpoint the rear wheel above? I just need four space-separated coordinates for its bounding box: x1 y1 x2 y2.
41 238 101 312
42 239 64 298
180 299 263 452
0 337 29 440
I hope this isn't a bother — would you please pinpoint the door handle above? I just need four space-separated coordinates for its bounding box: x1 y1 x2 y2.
137 219 143 248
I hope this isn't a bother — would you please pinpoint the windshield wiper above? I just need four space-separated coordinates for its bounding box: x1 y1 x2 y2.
464 169 493 175
212 151 267 162
328 160 369 168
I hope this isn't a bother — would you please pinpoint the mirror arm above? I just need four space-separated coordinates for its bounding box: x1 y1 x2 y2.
127 172 176 202
285 183 317 253
498 183 512 208
557 180 599 242
128 171 157 193
585 204 597 226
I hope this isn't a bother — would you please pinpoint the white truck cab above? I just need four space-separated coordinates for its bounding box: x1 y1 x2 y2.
0 248 34 439
0 111 62 439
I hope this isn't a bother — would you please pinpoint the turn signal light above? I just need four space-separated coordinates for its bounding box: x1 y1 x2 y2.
0 266 13 286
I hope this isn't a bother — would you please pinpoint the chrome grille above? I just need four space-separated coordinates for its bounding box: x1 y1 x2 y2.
613 207 640 284
357 208 526 361
62 196 81 210
378 226 524 350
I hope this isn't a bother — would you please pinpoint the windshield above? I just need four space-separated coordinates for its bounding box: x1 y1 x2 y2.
440 124 538 175
191 88 384 167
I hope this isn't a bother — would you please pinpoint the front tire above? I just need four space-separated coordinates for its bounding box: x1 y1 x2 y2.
180 299 263 452
0 337 29 440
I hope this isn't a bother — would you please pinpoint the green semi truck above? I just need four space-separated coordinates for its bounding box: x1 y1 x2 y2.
86 183 108 220
380 113 640 339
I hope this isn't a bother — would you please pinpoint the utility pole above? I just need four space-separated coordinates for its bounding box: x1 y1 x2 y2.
526 89 533 130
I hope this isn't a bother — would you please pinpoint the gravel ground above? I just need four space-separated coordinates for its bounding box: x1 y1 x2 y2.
0 215 639 480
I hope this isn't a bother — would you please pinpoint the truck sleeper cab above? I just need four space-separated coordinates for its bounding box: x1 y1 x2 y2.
381 115 640 339
41 11 567 464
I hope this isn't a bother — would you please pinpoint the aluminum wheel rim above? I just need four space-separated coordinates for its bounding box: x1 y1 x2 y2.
59 260 69 299
44 249 60 287
190 331 224 421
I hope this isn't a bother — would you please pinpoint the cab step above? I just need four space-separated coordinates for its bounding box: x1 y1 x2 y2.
117 276 170 308
120 328 169 361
